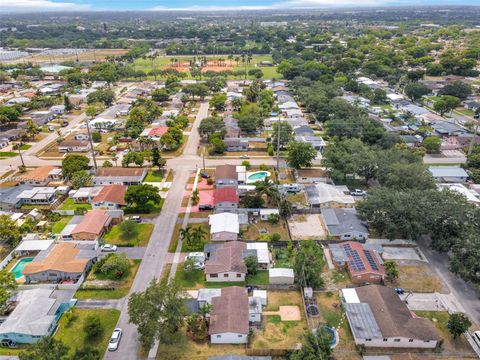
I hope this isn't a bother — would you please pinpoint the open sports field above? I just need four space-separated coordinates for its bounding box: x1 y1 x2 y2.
3 49 129 65
132 54 281 80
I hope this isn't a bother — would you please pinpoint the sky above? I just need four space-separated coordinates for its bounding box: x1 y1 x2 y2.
0 0 479 13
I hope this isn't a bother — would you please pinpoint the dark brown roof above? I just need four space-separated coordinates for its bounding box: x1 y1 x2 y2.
209 286 249 335
355 285 440 341
215 165 237 180
92 185 127 205
205 241 247 275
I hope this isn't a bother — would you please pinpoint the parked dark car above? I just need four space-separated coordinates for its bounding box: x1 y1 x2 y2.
199 204 214 211
200 172 210 179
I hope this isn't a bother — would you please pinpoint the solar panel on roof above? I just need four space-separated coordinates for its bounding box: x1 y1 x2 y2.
363 250 379 270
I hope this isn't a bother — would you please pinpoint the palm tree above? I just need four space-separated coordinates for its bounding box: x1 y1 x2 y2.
191 226 207 248
191 189 200 205
255 177 279 205
179 227 192 246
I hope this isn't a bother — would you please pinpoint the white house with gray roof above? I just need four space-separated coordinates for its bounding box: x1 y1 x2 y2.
321 207 369 240
428 166 468 183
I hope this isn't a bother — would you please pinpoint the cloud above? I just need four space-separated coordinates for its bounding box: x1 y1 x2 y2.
151 0 383 11
0 0 90 12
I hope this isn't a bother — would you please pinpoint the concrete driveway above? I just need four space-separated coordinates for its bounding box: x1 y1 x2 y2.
382 246 427 262
117 247 146 259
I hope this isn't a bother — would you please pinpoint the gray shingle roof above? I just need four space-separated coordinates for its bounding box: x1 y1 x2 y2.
322 208 368 236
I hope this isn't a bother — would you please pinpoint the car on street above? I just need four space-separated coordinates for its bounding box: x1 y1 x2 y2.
199 204 214 211
123 149 129 154
200 172 210 179
108 328 122 351
350 189 367 197
240 154 249 159
101 244 117 252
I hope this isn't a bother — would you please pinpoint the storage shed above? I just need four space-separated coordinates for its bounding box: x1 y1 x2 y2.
269 268 294 285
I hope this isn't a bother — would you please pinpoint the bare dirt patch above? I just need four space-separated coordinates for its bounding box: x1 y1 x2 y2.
288 214 326 240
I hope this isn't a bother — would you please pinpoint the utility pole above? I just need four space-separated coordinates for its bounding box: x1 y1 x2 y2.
468 112 480 156
202 147 206 171
85 117 98 170
276 116 281 170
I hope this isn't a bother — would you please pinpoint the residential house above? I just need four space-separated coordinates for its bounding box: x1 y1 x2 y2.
16 187 58 206
71 209 112 241
329 242 385 284
342 285 440 348
225 138 249 152
259 209 280 221
215 165 238 188
17 166 63 186
295 168 328 184
0 288 75 345
438 183 480 206
213 187 239 211
23 242 96 283
73 132 90 141
428 166 468 183
205 241 247 282
432 121 466 136
58 140 91 153
209 286 249 344
321 208 369 241
268 268 294 284
464 100 480 111
209 213 240 241
91 184 127 209
69 187 102 203
305 183 355 208
28 110 55 124
0 185 34 210
92 167 147 186
294 135 326 152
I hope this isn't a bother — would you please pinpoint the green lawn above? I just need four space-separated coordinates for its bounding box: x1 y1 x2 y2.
51 216 72 233
246 270 269 285
54 308 120 356
455 107 475 117
58 198 92 211
103 223 154 247
0 152 18 158
19 144 32 150
125 198 165 218
75 259 141 299
132 54 281 80
174 266 205 289
144 170 164 182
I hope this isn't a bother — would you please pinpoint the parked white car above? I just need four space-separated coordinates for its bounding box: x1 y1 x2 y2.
101 244 117 252
108 328 122 351
185 252 206 270
350 189 367 197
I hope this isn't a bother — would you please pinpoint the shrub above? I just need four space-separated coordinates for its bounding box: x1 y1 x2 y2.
95 253 130 280
83 315 103 340
119 220 138 240
270 233 281 242
206 178 214 185
259 164 269 171
267 145 274 156
92 132 102 142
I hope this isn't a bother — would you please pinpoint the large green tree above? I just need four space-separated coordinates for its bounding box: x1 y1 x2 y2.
19 337 69 360
0 215 20 246
128 280 187 352
294 241 325 289
62 154 90 179
286 141 317 169
125 184 161 213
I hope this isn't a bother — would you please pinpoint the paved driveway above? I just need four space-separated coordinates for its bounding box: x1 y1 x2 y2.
382 246 427 262
117 247 145 259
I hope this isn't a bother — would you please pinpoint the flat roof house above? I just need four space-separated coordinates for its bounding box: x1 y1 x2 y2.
23 242 96 283
305 183 355 208
71 209 112 241
429 166 468 183
0 288 75 345
329 242 385 284
209 213 240 241
17 166 63 186
213 187 239 211
93 167 147 186
205 241 247 282
91 184 127 210
342 285 440 349
58 140 92 153
215 165 238 188
0 185 34 210
16 187 58 206
209 286 249 344
322 208 369 241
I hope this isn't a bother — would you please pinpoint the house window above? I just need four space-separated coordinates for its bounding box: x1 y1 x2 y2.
365 338 371 342
394 339 400 342
224 274 229 277
383 338 388 342
210 274 218 278
409 339 413 342
216 335 221 338
424 340 430 343
236 274 241 278
238 335 243 338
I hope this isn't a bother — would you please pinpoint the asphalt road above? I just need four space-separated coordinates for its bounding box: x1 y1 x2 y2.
420 245 480 326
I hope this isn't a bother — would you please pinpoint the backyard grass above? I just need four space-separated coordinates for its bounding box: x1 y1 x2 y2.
174 265 205 289
246 270 269 285
51 215 72 233
103 223 154 247
126 198 165 218
145 169 164 182
396 264 444 293
75 259 141 299
251 290 307 350
156 327 245 359
242 219 291 241
414 311 475 355
54 308 120 356
58 198 92 211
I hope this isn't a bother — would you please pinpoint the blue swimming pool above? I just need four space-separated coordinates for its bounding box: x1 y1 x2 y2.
247 171 269 181
10 257 34 279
